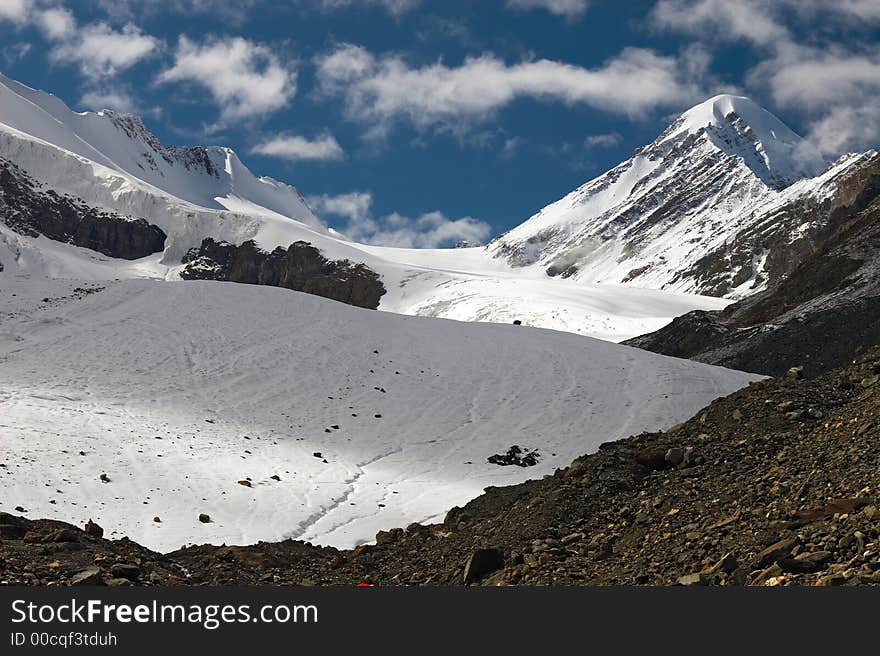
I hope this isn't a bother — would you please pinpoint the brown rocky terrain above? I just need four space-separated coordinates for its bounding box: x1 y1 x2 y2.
627 188 880 377
180 237 386 309
3 347 880 587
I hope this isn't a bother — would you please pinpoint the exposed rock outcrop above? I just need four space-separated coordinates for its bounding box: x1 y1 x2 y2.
180 238 386 309
0 158 166 260
626 192 880 377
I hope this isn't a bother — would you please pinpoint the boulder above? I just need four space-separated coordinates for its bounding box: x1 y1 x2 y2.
463 548 504 584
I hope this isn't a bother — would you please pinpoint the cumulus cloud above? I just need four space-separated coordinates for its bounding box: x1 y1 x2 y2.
157 36 296 121
777 0 880 24
748 43 880 156
0 3 158 79
584 132 621 148
307 191 373 221
315 43 710 139
251 132 344 162
650 0 880 158
502 136 523 157
91 0 260 23
650 0 880 48
308 191 492 248
48 22 159 78
315 0 420 16
93 0 420 19
0 0 33 23
650 0 789 47
78 85 162 117
35 6 75 39
1 42 32 64
345 211 492 248
506 0 589 20
802 104 880 158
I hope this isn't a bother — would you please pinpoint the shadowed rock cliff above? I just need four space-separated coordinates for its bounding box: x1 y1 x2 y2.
0 158 166 260
180 238 385 309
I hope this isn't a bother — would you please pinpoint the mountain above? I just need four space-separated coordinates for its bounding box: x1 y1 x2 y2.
488 95 878 299
0 275 757 551
625 165 880 377
0 73 318 229
4 71 879 375
0 73 727 342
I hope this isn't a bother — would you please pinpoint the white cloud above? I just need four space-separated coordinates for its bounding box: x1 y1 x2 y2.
345 210 492 248
802 103 880 158
748 44 880 156
651 0 880 157
0 0 32 23
502 136 522 156
749 46 880 112
251 132 344 162
157 36 296 121
93 0 420 17
506 0 589 20
777 0 880 23
36 6 75 39
315 44 710 138
314 0 420 16
0 4 158 79
309 191 492 248
92 0 260 22
650 0 789 48
650 0 880 48
80 89 139 114
1 42 32 64
584 132 621 148
307 191 373 221
48 21 159 78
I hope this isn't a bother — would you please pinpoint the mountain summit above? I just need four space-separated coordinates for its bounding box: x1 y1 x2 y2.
487 94 873 297
667 94 825 188
0 73 320 234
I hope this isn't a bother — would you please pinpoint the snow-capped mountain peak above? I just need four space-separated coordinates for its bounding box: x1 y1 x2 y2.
664 93 825 189
0 72 319 229
2 71 874 343
488 94 869 299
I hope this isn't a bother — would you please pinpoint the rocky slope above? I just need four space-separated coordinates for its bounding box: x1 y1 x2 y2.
4 348 880 586
626 164 880 377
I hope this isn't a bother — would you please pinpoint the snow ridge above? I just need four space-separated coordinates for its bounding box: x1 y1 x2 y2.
0 72 735 341
488 94 870 299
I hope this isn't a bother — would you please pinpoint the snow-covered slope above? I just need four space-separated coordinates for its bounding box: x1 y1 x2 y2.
0 73 731 341
488 95 861 298
0 276 759 551
0 73 318 227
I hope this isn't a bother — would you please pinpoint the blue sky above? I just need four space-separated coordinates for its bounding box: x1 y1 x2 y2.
1 0 878 247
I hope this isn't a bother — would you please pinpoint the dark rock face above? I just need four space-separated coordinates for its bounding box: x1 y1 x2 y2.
180 238 386 310
105 112 221 179
627 193 880 377
674 152 880 297
0 158 166 260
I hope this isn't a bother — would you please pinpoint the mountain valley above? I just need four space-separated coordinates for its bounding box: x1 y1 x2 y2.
1 71 879 586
